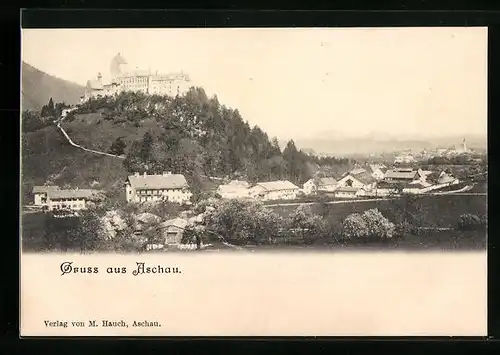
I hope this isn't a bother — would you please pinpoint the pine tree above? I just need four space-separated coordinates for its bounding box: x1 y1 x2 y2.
47 98 56 117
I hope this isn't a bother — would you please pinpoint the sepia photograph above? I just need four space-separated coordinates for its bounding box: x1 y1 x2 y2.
20 26 488 336
21 28 487 254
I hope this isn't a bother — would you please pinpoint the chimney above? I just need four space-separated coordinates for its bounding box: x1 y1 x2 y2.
162 171 172 176
143 172 147 177
134 172 139 177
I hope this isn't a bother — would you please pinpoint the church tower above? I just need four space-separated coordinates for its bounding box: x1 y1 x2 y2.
462 138 468 153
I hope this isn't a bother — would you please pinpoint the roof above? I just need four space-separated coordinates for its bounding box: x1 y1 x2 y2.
49 189 95 199
347 169 376 185
228 180 249 186
410 180 432 188
437 174 456 184
317 177 337 186
384 169 418 180
159 217 189 229
32 186 60 194
255 180 300 191
405 182 428 190
350 168 366 175
128 173 189 190
369 164 388 173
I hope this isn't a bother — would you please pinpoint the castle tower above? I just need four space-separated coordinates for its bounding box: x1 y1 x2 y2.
110 53 128 79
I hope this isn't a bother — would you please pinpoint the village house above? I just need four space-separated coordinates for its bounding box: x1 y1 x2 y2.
125 172 192 204
437 171 460 186
334 186 360 199
394 154 416 164
337 168 377 191
367 164 388 181
217 180 251 199
402 180 433 194
303 177 338 195
383 168 421 183
249 180 301 201
32 186 97 211
32 186 60 206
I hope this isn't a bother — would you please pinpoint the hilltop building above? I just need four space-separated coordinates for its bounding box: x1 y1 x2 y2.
83 53 192 102
125 172 192 204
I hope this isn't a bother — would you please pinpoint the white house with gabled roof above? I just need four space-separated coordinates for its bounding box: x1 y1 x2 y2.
249 180 300 201
125 172 192 204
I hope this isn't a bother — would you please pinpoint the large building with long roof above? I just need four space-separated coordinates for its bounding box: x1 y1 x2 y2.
82 53 192 102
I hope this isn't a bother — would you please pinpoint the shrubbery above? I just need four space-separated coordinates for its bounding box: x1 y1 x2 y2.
342 208 395 241
203 199 285 245
457 213 485 230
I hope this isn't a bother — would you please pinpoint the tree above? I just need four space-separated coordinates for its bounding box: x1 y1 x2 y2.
203 199 285 245
108 137 127 155
47 97 56 117
342 208 395 241
288 205 324 244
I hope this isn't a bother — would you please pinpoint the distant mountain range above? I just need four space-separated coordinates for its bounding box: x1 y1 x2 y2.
281 132 487 157
21 61 85 111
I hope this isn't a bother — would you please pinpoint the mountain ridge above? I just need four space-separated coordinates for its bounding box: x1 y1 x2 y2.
21 61 85 111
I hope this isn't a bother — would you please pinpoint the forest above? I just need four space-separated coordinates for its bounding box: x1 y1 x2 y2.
22 88 355 193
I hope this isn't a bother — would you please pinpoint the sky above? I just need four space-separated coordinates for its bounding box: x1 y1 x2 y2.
21 27 487 140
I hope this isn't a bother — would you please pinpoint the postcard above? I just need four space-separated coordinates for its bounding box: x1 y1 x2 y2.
20 26 487 336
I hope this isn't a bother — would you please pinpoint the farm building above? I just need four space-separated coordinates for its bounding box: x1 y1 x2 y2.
217 180 251 199
383 168 420 183
337 168 377 191
249 180 301 201
125 172 192 204
32 185 100 211
303 177 338 195
334 186 360 199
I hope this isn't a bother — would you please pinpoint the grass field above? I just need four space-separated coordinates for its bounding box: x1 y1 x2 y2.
269 194 487 228
240 228 486 252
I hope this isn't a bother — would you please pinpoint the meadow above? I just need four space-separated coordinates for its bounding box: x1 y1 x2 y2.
269 194 487 228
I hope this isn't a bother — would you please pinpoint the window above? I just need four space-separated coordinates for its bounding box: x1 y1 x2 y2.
346 179 353 187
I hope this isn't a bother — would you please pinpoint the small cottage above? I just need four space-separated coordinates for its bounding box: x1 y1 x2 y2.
159 217 189 245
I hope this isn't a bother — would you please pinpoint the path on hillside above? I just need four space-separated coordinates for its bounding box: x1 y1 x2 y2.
55 116 125 160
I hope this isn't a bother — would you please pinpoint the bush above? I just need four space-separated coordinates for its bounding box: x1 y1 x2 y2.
342 208 395 241
288 205 325 244
342 213 369 240
203 199 285 245
362 208 396 239
458 213 483 230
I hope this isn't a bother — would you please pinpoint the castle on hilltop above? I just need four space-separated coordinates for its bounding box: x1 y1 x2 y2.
82 53 192 102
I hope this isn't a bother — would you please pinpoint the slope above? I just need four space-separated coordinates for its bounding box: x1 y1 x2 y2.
21 61 85 111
